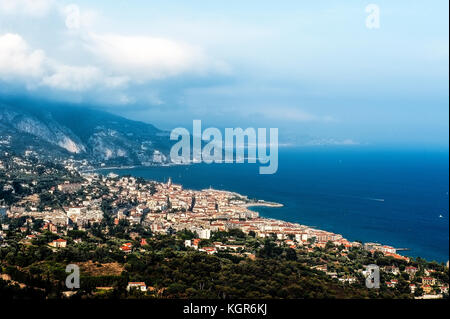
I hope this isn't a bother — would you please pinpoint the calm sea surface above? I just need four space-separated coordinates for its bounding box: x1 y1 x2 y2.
101 147 449 262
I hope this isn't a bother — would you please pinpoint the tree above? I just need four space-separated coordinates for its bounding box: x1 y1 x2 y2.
285 248 298 261
164 196 171 210
178 229 195 240
149 183 157 195
325 241 335 250
414 287 424 297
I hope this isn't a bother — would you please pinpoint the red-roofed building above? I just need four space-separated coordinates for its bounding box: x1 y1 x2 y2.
49 238 67 248
422 284 432 294
199 247 217 255
405 266 418 276
120 244 132 253
422 277 436 286
409 284 416 293
127 282 147 292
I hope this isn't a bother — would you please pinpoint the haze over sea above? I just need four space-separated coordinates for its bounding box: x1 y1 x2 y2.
102 147 449 263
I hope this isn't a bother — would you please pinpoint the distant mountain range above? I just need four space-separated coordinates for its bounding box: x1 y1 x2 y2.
0 102 172 166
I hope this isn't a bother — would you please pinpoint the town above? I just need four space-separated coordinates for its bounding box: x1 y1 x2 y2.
0 151 448 299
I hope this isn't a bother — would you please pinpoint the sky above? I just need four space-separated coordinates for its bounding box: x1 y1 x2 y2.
0 0 448 148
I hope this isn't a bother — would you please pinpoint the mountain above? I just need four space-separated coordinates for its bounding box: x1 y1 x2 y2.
0 102 171 166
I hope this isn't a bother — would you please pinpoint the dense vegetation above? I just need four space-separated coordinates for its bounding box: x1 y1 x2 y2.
0 154 448 300
1 223 447 299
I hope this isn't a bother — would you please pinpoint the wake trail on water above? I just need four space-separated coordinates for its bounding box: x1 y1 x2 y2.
326 193 385 202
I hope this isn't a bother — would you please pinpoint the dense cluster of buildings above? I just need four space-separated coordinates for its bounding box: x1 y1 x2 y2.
1 163 448 298
90 174 367 251
364 242 409 262
2 171 416 258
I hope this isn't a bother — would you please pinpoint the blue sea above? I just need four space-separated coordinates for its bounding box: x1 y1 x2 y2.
101 147 449 263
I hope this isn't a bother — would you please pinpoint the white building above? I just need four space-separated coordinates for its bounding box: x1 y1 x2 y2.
127 282 147 292
198 228 211 239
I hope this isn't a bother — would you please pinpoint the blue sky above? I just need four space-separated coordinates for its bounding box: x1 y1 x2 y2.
0 0 448 147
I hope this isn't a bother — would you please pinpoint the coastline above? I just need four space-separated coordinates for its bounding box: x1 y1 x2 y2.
90 168 405 255
86 161 449 263
244 201 284 208
87 168 285 209
80 162 186 173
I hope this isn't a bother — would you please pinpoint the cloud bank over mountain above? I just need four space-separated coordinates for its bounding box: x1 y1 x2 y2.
0 0 448 147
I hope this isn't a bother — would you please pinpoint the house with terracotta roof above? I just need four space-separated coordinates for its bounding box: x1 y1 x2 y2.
422 277 437 286
422 284 432 294
383 265 400 275
386 281 396 288
120 243 132 253
127 282 147 292
49 238 67 248
199 247 217 255
409 284 416 293
405 266 418 276
440 284 448 294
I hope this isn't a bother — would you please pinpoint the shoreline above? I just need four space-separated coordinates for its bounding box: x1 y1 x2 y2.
244 201 284 208
86 166 448 263
80 162 187 173
90 167 405 253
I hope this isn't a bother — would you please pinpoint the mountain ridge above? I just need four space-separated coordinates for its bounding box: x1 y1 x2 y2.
0 102 171 166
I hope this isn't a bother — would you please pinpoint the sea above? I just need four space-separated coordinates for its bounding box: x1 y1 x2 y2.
100 147 449 263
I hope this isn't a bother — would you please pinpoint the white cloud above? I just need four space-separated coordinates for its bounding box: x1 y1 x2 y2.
41 58 130 91
0 1 226 98
0 33 45 79
0 33 129 92
41 64 131 92
41 65 101 91
0 0 54 17
85 33 222 81
61 3 98 30
0 28 225 95
63 4 80 30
